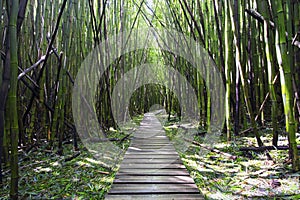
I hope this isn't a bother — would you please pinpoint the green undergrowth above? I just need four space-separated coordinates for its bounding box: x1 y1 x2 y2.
163 117 300 200
0 115 144 199
1 143 114 199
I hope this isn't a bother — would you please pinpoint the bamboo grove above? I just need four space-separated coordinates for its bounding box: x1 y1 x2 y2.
0 0 299 198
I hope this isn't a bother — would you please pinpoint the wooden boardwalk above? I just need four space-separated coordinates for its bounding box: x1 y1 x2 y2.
105 113 203 199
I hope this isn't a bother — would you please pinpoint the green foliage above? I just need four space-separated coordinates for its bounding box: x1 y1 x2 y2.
164 121 300 199
0 122 136 199
0 142 113 199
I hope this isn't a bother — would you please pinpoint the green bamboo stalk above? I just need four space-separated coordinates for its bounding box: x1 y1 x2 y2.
7 0 19 198
4 112 10 166
294 0 300 126
58 55 66 155
272 0 299 171
258 1 279 146
228 0 263 147
224 0 232 140
234 0 241 136
0 0 6 184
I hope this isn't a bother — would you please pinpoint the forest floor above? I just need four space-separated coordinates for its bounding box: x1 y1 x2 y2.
164 119 300 200
0 114 300 199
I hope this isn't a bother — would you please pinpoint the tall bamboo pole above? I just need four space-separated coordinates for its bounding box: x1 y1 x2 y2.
258 1 279 146
224 0 232 140
7 0 19 198
229 0 263 147
0 0 7 184
272 0 299 171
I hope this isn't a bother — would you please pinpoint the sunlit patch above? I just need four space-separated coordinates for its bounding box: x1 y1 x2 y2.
51 161 61 167
76 161 92 168
128 146 141 151
34 167 52 173
85 157 108 165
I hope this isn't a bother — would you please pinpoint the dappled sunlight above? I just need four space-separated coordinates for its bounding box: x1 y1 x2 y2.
128 146 142 151
164 120 300 199
34 167 52 173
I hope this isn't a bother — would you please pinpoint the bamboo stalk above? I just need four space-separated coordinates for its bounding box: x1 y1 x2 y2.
7 0 19 198
224 0 232 141
272 0 299 171
258 1 279 146
229 0 264 147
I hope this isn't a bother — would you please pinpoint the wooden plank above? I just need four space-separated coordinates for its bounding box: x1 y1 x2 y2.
125 151 179 154
129 144 172 147
132 138 169 141
120 163 185 169
123 154 180 159
105 194 204 200
131 138 173 144
131 141 171 144
108 183 200 194
128 144 174 148
130 144 174 147
121 158 181 163
126 149 178 153
129 147 175 150
114 175 195 183
127 148 176 151
118 168 190 176
131 139 170 141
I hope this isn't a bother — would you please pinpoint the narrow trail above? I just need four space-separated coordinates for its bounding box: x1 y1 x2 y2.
105 112 203 199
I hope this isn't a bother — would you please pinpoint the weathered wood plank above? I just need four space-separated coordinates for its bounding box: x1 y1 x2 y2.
123 154 179 159
105 194 204 200
121 158 182 164
128 145 175 148
120 163 185 169
126 150 178 153
126 149 178 153
114 175 195 183
129 147 175 150
108 183 200 193
118 168 191 176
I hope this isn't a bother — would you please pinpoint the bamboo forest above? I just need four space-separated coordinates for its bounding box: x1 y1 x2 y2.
1 0 300 199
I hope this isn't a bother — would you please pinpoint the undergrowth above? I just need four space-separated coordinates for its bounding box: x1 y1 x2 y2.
0 115 144 199
163 116 300 200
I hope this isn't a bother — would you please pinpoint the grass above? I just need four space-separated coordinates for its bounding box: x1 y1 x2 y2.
162 115 300 200
1 142 114 199
0 115 144 199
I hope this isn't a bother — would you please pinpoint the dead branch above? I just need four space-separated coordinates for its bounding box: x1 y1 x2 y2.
184 138 237 160
245 9 300 49
18 51 53 80
240 145 300 152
